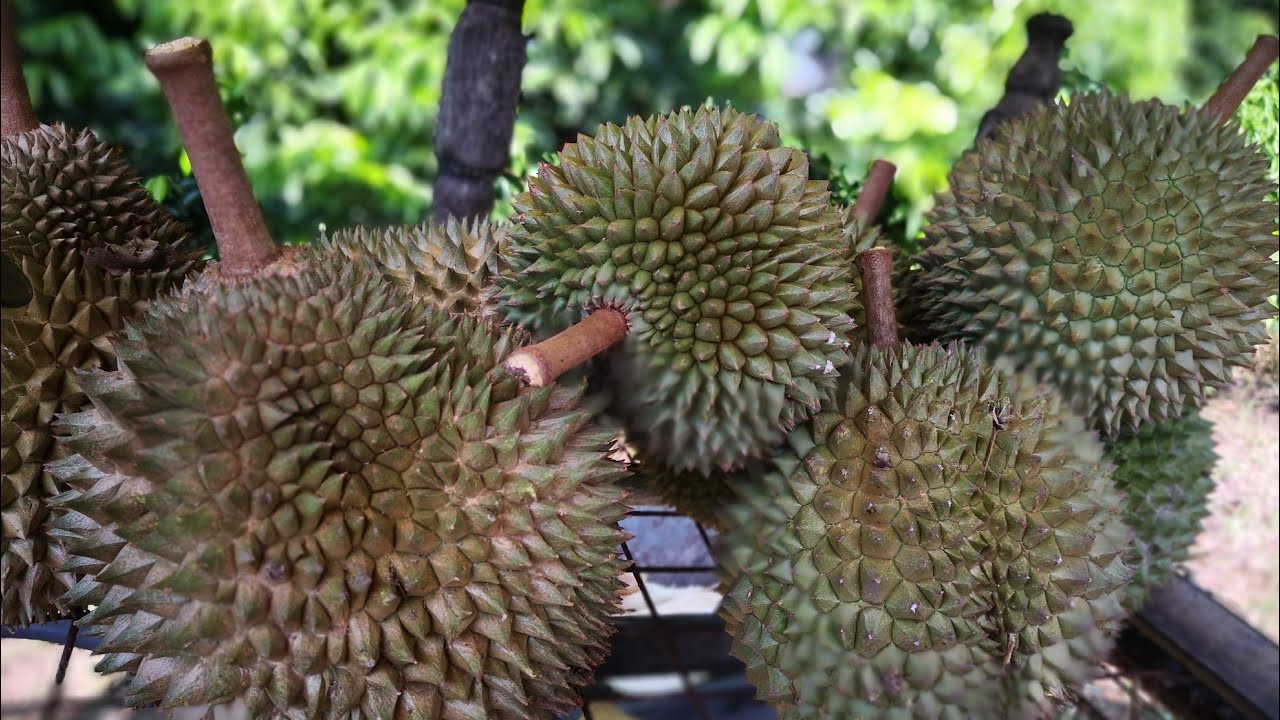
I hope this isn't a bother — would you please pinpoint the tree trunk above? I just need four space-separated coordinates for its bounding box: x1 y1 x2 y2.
433 0 527 222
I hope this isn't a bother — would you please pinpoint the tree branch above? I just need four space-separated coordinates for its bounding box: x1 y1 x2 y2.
433 0 528 221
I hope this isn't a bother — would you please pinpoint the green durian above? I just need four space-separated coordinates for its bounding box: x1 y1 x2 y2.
717 342 1133 719
50 249 631 719
499 104 857 475
907 92 1279 436
1 114 202 627
42 36 632 718
321 216 509 316
1106 411 1217 607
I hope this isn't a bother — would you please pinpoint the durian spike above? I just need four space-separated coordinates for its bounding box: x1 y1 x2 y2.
1205 34 1279 123
850 159 897 228
504 307 629 387
855 247 898 348
144 37 278 276
1 0 39 136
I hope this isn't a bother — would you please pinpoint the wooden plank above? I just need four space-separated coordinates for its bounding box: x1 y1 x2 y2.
1113 574 1280 720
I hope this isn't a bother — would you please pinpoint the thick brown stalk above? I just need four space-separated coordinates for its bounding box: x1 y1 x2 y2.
144 37 277 276
433 0 528 221
850 159 897 228
504 308 629 387
856 247 898 348
1 0 39 136
1204 34 1279 124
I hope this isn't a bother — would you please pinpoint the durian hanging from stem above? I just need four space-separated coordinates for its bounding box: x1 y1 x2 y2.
145 37 280 276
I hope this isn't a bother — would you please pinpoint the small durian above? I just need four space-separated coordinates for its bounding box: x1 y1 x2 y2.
0 2 202 627
717 249 1133 719
321 216 509 316
1106 411 1217 607
498 104 857 475
48 37 630 719
906 37 1280 436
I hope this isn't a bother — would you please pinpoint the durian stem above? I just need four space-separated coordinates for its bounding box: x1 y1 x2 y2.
850 159 897 228
1 0 39 136
144 38 278 276
856 247 899 348
504 308 629 387
1204 34 1279 124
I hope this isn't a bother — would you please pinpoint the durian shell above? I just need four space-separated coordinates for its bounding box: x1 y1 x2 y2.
49 249 630 719
716 342 1133 719
1106 411 1217 608
320 216 509 317
1 123 201 627
500 105 858 475
908 92 1279 437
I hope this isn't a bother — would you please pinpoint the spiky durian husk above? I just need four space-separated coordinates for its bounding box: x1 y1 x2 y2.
320 217 508 316
1 124 200 627
717 343 1132 719
1105 411 1216 607
499 105 857 475
47 249 630 719
908 92 1279 436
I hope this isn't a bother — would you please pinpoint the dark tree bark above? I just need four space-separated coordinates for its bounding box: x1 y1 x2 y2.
974 13 1073 143
433 0 527 222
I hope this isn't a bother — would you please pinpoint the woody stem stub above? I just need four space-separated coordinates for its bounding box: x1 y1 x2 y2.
504 308 630 387
145 37 278 276
851 160 898 228
856 247 899 348
1204 34 1280 124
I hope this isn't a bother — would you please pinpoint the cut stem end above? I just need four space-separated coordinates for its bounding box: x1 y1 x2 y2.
856 247 899 348
1205 34 1280 124
145 36 278 276
504 308 629 387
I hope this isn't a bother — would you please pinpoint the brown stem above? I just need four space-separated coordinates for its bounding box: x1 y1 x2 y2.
504 308 629 387
1 0 39 136
850 159 897 228
856 247 898 348
1204 34 1279 124
144 37 277 276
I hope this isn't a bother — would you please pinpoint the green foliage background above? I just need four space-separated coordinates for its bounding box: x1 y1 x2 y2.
13 0 1279 250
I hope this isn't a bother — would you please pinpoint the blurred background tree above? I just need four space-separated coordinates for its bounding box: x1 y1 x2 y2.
12 0 1278 250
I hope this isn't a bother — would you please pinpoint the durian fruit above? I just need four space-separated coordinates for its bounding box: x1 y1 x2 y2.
906 40 1280 436
44 37 631 719
498 104 857 475
321 216 509 316
1105 411 1217 607
717 248 1133 719
0 4 202 627
51 251 630 718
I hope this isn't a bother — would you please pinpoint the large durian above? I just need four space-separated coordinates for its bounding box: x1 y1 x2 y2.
1106 411 1217 607
907 46 1280 436
51 250 630 718
498 104 857 474
717 249 1133 719
0 3 202 627
45 37 631 718
321 216 509 316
